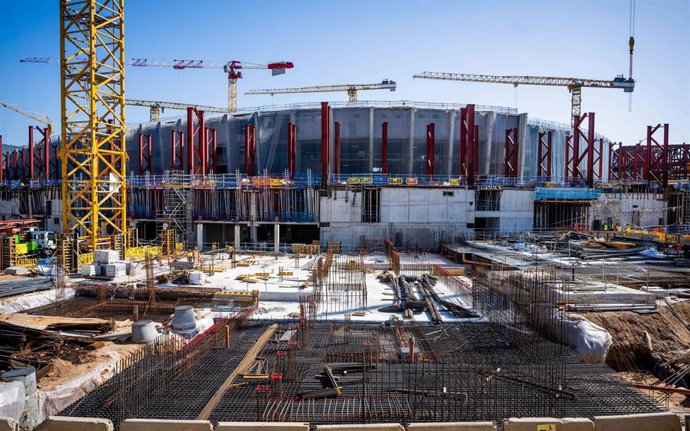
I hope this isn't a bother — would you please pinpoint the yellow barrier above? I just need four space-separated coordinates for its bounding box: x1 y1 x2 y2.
17 258 36 270
449 178 460 186
388 177 403 185
347 177 373 185
125 246 163 261
79 252 94 266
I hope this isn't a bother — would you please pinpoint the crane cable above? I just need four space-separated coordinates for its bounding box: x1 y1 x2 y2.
628 0 636 112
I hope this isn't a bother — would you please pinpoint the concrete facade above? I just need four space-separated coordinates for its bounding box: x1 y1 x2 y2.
319 187 474 248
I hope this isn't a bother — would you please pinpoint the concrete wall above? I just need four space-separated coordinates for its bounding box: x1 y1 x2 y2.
475 190 535 233
594 192 666 228
319 187 474 248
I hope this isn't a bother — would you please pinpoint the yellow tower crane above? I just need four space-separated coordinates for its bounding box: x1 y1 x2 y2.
60 0 127 254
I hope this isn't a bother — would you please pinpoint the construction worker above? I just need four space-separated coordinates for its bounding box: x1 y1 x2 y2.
227 245 234 260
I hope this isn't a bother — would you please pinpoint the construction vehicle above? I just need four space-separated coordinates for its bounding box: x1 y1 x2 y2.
130 58 294 112
4 226 57 258
246 79 397 102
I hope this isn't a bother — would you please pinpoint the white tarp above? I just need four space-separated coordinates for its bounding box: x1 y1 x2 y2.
0 288 75 314
561 314 612 363
0 381 25 422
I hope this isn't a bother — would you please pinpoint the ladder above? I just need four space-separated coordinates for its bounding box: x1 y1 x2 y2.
0 236 16 270
158 171 190 244
59 235 74 274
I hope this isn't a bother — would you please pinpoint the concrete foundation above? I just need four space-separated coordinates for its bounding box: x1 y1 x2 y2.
592 412 681 431
40 416 113 431
407 422 496 430
216 422 309 431
315 425 405 431
120 419 213 431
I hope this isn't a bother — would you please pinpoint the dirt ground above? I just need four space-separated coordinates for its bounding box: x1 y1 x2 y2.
576 301 690 371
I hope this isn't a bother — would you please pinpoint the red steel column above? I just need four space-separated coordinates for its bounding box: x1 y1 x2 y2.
45 127 51 180
334 122 341 176
586 114 595 187
381 122 388 174
426 123 435 176
504 127 518 178
187 108 194 174
320 102 330 185
28 126 35 180
187 107 207 175
206 128 217 174
244 124 257 176
459 104 476 185
199 111 206 175
537 131 553 180
644 123 670 187
138 133 152 175
171 130 184 171
287 122 296 179
12 151 18 181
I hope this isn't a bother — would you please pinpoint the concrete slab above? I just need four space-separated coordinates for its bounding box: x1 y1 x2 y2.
503 418 563 431
315 425 405 431
407 421 495 430
0 417 16 431
40 416 113 431
120 419 212 431
216 422 309 431
593 412 681 431
561 418 595 431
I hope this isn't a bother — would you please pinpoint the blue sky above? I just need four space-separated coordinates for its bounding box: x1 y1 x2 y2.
0 0 688 147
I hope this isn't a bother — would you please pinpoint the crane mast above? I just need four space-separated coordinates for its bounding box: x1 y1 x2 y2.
60 0 127 256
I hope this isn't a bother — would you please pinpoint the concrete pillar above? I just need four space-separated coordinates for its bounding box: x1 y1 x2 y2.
517 112 528 179
196 223 203 251
408 108 416 174
274 223 280 253
448 110 456 176
368 107 375 172
482 111 496 177
234 224 241 250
